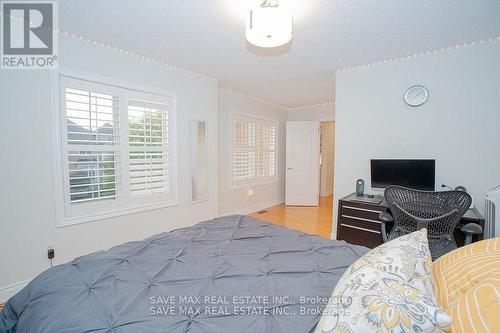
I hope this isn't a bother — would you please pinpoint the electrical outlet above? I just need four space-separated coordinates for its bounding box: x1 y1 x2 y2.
46 245 55 260
47 248 55 259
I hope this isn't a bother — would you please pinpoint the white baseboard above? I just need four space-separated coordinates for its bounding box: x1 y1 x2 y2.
221 197 285 217
0 279 31 304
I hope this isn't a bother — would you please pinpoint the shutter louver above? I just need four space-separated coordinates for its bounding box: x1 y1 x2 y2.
65 87 120 204
68 151 119 203
232 115 277 184
128 100 169 196
257 121 276 177
65 88 119 145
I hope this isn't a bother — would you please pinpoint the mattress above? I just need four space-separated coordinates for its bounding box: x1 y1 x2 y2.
0 215 368 333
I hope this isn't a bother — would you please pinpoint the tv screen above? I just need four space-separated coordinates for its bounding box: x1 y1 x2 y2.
370 159 435 191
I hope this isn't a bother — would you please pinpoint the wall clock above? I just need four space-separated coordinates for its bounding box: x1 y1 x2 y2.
404 85 428 107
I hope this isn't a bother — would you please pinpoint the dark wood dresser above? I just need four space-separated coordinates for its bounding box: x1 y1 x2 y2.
337 193 485 249
337 194 388 248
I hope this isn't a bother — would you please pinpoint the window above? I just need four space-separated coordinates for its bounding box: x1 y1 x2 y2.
128 100 170 196
58 76 175 225
231 113 277 187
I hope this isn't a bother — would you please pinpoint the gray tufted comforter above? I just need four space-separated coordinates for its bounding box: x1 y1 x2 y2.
0 215 367 333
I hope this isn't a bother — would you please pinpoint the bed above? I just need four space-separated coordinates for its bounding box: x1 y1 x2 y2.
0 215 368 333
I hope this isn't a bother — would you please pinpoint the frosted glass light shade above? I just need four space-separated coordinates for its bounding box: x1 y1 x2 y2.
246 5 293 48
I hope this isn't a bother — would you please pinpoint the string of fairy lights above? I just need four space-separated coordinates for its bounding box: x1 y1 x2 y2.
336 36 500 73
217 87 288 110
287 101 336 111
56 27 218 82
2 11 498 110
57 28 500 110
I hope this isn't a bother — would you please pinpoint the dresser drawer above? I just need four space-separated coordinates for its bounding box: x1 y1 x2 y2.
340 215 381 232
341 204 385 222
337 198 387 249
337 224 382 248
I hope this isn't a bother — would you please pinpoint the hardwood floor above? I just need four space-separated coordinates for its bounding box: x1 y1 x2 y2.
248 195 333 238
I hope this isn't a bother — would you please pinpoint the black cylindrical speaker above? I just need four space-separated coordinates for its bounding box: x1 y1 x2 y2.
356 179 365 196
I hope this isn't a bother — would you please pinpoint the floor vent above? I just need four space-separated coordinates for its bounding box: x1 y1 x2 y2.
256 210 268 214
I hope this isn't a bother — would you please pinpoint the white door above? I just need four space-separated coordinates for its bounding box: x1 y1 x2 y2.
286 121 320 206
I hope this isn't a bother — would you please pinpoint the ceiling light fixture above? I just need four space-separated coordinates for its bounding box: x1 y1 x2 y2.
246 0 293 48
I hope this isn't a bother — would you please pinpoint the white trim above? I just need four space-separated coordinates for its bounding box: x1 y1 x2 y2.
220 198 284 216
58 200 178 228
56 68 177 97
0 280 31 304
51 69 179 227
50 71 65 228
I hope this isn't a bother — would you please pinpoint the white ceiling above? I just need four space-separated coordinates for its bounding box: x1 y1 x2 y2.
59 0 500 108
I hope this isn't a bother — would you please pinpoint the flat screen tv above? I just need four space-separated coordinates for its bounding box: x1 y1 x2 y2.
370 159 435 191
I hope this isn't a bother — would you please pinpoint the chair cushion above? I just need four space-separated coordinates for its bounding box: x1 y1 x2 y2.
315 229 452 333
432 238 500 332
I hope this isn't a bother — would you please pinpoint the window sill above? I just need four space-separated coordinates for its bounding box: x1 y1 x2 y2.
57 199 178 228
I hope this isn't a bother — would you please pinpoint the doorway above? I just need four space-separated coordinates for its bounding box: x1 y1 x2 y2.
319 121 335 198
252 120 335 238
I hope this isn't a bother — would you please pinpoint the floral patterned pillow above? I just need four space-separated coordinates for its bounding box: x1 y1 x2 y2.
346 229 435 296
315 229 452 333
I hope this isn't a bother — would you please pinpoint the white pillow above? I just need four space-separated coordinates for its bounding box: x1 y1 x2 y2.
315 229 452 333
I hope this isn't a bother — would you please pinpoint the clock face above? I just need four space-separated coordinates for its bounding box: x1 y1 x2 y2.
405 85 428 107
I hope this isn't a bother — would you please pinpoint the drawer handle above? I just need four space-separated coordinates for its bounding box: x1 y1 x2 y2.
343 205 383 214
341 223 381 234
342 215 381 224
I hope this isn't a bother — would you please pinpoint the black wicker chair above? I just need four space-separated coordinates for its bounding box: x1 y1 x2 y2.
378 186 482 260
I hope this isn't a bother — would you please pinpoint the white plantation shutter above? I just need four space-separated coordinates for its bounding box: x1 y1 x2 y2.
64 85 121 204
257 121 276 177
231 114 277 186
128 100 169 196
233 119 256 180
65 88 120 145
68 151 119 203
59 76 175 225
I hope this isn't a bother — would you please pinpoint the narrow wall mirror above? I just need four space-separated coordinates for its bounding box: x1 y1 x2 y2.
189 120 208 203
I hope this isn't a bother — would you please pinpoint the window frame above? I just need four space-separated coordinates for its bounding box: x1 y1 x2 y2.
229 111 279 190
51 70 178 227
